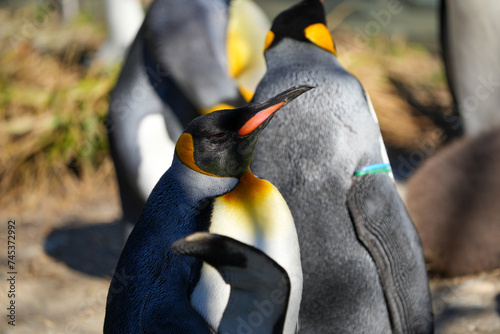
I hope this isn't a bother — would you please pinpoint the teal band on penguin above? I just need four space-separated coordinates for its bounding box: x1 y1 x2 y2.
355 163 392 177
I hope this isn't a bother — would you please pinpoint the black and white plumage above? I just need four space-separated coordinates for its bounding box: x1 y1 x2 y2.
172 232 292 334
107 0 261 235
104 86 311 333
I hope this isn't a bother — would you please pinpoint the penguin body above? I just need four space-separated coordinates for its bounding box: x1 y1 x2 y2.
105 157 237 333
95 0 145 64
253 36 392 334
108 0 272 232
108 0 258 232
191 171 302 333
172 232 292 334
227 0 270 97
441 0 500 136
250 1 432 332
104 86 311 333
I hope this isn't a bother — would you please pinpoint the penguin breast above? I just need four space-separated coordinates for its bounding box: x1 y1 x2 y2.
191 171 302 333
136 113 176 199
211 172 290 241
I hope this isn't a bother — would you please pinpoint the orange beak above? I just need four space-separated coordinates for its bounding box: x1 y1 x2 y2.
238 102 285 136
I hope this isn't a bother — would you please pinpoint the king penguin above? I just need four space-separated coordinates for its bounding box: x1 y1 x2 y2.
250 1 433 332
95 0 144 64
107 0 269 236
441 0 500 137
104 85 311 333
172 232 293 334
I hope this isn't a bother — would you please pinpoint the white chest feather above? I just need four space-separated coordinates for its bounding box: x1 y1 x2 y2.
365 90 394 181
190 173 302 333
137 114 176 200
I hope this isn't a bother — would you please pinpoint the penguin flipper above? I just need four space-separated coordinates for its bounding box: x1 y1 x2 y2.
172 232 291 334
346 173 434 334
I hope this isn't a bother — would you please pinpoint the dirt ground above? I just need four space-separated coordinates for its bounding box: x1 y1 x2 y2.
0 173 499 334
0 175 121 334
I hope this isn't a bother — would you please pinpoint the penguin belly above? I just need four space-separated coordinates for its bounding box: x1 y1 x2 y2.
190 172 302 334
136 113 176 200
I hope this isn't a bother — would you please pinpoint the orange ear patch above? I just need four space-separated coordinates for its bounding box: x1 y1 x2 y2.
175 133 218 177
200 103 236 115
304 23 337 56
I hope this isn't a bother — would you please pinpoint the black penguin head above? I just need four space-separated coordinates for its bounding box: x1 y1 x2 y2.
264 0 336 55
175 85 313 178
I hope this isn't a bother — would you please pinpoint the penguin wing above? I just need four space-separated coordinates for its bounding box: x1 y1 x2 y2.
346 173 433 334
172 232 290 289
172 232 291 334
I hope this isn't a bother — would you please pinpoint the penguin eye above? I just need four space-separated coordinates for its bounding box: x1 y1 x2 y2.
211 133 227 141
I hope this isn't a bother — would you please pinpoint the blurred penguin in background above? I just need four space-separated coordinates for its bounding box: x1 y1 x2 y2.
226 0 269 99
106 0 269 235
441 0 500 137
95 0 145 64
57 0 79 22
403 0 500 278
250 0 433 332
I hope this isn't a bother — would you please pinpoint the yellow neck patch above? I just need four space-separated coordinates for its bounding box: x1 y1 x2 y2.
175 133 218 177
222 171 272 204
200 103 236 115
264 31 275 51
304 23 337 56
211 171 290 239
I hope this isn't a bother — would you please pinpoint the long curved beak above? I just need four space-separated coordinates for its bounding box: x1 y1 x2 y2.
238 85 314 136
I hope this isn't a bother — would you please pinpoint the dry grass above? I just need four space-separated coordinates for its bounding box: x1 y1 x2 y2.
0 6 119 211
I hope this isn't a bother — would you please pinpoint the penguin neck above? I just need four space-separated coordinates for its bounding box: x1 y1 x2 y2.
265 38 337 70
170 156 239 203
222 171 274 218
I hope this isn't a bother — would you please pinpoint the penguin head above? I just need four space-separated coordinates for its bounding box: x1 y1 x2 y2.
264 0 336 55
175 85 313 178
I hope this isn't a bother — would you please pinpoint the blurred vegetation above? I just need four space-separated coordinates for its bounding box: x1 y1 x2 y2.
0 5 119 207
